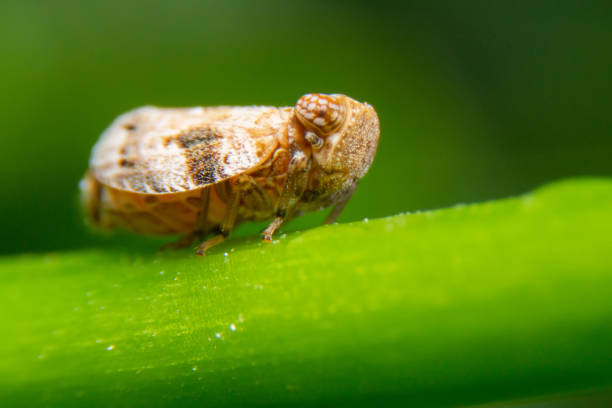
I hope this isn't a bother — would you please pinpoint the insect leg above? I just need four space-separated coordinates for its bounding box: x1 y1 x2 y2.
261 216 284 241
196 186 211 230
196 185 241 256
324 180 358 224
262 150 311 241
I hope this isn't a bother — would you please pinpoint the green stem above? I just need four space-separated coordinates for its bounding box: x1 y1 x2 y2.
1 179 612 407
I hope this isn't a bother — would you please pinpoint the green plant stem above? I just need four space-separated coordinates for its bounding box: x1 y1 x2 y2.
1 179 612 407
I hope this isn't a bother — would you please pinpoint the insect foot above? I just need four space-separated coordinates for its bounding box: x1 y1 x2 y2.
261 216 284 243
196 234 226 256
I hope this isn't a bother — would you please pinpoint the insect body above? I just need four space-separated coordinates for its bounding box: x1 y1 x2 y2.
80 93 380 255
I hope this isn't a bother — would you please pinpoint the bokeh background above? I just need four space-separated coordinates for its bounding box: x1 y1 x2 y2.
1 0 611 255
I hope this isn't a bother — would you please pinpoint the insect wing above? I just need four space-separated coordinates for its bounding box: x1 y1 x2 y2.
90 106 282 194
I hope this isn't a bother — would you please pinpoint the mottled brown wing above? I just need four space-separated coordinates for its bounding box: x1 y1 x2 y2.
90 106 286 193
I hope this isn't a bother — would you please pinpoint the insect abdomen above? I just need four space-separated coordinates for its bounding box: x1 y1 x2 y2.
82 173 285 236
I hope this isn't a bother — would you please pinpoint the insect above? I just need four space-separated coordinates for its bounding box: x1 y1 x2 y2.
80 93 380 255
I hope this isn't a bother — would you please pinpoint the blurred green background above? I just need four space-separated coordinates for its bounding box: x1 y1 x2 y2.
1 0 611 255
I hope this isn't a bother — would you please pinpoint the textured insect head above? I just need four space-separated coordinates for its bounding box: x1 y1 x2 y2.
295 94 347 137
296 93 380 191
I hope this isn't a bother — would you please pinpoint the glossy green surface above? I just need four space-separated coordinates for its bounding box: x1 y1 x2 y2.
1 179 611 406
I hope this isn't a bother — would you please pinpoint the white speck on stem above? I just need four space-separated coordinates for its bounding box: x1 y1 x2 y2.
229 323 236 332
215 332 222 339
106 345 114 351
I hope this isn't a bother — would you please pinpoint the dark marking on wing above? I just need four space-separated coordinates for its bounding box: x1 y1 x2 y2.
176 128 217 148
171 127 226 186
119 158 136 168
188 147 222 185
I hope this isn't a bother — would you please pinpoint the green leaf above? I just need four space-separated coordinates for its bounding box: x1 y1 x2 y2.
1 178 612 407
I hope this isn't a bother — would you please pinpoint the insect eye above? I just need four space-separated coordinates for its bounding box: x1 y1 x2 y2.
295 94 346 135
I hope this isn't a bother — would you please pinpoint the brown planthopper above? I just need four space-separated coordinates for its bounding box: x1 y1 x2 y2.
80 93 380 255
